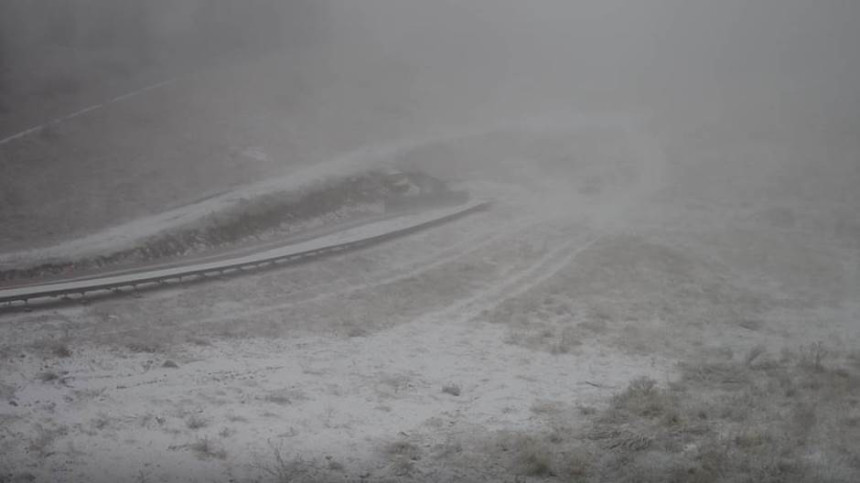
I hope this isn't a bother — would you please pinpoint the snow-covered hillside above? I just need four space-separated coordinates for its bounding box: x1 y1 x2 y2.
2 111 858 481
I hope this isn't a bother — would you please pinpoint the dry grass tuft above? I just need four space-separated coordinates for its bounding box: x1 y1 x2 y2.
383 440 423 477
263 389 306 406
485 235 778 358
91 413 111 431
484 431 594 480
189 437 227 460
441 384 461 397
436 345 860 482
37 371 61 383
580 346 860 482
30 336 73 358
256 440 322 483
185 415 209 430
384 440 422 461
26 424 68 458
125 341 163 354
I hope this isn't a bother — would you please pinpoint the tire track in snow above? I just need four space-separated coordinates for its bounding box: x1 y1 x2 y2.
70 208 550 345
413 229 604 328
90 115 666 333
15 113 667 338
138 212 545 329
54 208 506 340
401 119 670 327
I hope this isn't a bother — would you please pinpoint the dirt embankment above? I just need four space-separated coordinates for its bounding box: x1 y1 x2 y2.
0 170 465 285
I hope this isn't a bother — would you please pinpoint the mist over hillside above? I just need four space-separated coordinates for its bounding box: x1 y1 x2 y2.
1 2 857 290
322 1 859 115
1 2 859 482
3 1 857 118
0 0 319 74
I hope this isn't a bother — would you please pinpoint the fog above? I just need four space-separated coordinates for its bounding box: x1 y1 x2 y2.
3 1 858 121
323 1 860 116
319 1 860 215
1 1 860 481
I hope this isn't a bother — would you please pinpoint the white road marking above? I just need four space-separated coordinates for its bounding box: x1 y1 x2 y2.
60 103 103 121
0 78 178 146
109 79 176 103
0 126 43 145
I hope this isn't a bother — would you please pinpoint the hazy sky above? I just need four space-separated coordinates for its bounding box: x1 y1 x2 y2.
2 1 857 125
326 0 860 116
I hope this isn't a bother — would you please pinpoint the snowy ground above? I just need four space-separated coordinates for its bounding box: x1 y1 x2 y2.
1 112 859 481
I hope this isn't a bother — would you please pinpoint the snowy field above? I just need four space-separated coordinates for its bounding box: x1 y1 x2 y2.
2 106 859 482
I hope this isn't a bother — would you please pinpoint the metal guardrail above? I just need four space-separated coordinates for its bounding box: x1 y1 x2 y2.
0 201 490 310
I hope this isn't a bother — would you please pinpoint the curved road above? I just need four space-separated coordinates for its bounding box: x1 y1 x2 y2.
0 200 489 309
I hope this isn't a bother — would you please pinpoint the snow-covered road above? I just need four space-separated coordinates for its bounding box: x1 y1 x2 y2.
0 200 488 306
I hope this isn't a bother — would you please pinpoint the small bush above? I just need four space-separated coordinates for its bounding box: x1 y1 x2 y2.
442 384 461 396
581 347 860 482
30 338 72 358
186 415 209 430
604 377 677 422
126 341 161 354
257 440 321 483
384 440 422 461
797 342 828 372
27 424 67 458
190 437 226 460
37 371 60 383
